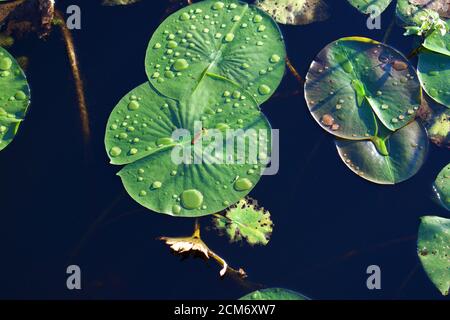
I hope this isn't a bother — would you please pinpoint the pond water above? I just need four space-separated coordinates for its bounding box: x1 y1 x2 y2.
0 0 448 299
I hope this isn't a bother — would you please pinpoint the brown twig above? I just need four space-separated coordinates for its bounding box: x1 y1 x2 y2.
286 56 304 85
54 9 90 146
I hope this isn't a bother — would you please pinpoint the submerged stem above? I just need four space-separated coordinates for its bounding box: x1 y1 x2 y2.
286 56 304 85
54 9 91 146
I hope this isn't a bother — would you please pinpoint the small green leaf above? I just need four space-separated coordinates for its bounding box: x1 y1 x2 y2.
335 121 429 184
418 50 450 108
347 0 393 16
255 0 330 25
433 164 450 210
239 288 309 300
0 46 30 151
417 216 450 296
214 198 273 245
423 20 450 56
305 37 421 140
145 0 286 104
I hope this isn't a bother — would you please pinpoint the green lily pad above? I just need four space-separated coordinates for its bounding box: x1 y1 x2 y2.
105 77 272 217
418 50 450 108
335 121 429 184
214 198 273 245
347 0 393 16
305 37 421 142
417 216 450 296
397 0 450 27
145 0 286 105
433 164 450 210
0 46 30 151
418 95 449 148
255 0 330 25
239 288 309 300
423 20 450 56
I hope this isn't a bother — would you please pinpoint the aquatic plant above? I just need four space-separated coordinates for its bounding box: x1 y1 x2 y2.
417 216 450 296
433 163 450 210
0 46 30 151
239 288 309 300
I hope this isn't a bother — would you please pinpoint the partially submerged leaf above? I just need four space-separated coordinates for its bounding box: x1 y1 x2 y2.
418 94 449 148
145 0 286 104
105 78 272 217
255 0 330 25
160 223 247 277
423 20 450 56
0 46 30 151
417 216 450 296
214 198 273 245
433 163 450 210
347 0 393 16
418 49 450 108
305 37 421 141
335 121 429 184
239 288 310 300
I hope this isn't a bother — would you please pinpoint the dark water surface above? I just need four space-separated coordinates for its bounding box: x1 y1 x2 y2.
0 0 449 299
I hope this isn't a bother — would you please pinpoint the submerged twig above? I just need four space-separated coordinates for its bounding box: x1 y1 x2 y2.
160 219 247 278
286 56 304 85
54 9 90 146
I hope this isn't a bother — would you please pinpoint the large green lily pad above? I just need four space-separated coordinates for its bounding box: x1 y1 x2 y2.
335 121 429 184
145 0 286 105
347 0 393 16
418 95 449 148
305 37 422 143
417 216 450 296
255 0 330 25
0 46 30 151
105 77 272 217
433 164 450 210
418 50 450 108
239 288 309 300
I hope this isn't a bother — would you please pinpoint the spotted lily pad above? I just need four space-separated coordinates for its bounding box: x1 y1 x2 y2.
214 198 273 245
418 49 450 108
105 77 272 217
433 164 450 210
418 95 449 148
239 288 309 300
347 0 393 16
335 121 428 184
145 0 286 105
254 0 330 25
0 46 30 151
305 37 421 145
417 216 450 296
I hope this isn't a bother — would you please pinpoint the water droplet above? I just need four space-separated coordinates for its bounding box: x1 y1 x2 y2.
321 114 334 126
153 43 161 49
167 40 178 49
129 148 138 155
172 204 181 214
258 84 271 95
216 123 230 131
224 33 235 42
234 178 253 191
139 190 147 197
270 54 281 63
212 1 224 10
109 146 122 157
381 104 389 110
342 60 353 73
14 90 27 101
151 181 162 189
172 59 189 71
180 189 204 209
0 57 12 71
253 15 263 23
128 100 140 111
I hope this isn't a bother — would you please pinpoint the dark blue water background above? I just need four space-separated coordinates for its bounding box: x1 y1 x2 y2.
0 0 449 299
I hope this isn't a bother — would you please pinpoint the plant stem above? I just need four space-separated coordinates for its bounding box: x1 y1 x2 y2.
54 9 91 147
286 56 304 85
382 15 396 44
